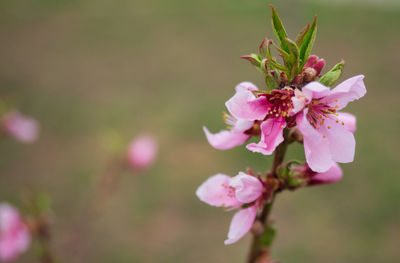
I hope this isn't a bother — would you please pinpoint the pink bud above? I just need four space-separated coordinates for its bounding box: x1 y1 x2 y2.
304 55 318 68
1 111 39 143
304 55 325 76
309 163 343 186
127 134 158 169
0 203 31 262
313 59 325 76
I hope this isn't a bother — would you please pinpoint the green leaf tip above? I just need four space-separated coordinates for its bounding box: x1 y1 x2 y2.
299 15 318 69
319 60 345 87
270 5 289 53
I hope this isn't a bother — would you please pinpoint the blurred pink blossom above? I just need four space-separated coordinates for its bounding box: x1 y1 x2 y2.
127 134 158 169
196 172 264 245
0 203 31 262
1 111 39 144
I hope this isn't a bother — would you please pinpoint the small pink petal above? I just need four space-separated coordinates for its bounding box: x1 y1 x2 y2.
203 126 250 150
196 174 242 208
235 82 259 92
291 89 307 115
322 75 366 110
225 91 268 121
224 204 258 245
310 162 343 185
296 110 334 172
230 172 263 203
246 117 285 155
127 134 158 169
2 111 39 144
337 112 356 133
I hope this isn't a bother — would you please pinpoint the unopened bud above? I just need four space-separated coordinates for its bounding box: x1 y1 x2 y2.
303 67 317 82
278 72 288 87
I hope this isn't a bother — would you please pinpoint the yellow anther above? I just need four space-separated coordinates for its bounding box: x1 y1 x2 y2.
327 126 331 129
342 122 345 125
336 120 339 123
323 135 326 138
335 105 339 108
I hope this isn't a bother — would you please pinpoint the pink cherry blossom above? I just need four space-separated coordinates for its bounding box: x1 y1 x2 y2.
226 86 294 155
196 172 264 244
293 75 366 172
1 111 39 144
0 203 31 262
203 82 257 150
127 134 158 169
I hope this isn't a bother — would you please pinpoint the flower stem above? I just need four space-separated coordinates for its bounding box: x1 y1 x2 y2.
247 141 288 263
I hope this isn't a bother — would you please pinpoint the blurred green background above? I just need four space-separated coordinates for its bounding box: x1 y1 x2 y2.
0 0 399 262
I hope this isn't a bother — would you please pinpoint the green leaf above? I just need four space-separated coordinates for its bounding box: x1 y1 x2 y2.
240 54 265 74
271 6 289 53
299 16 318 68
283 38 299 60
319 60 345 87
283 38 301 79
259 224 277 248
265 73 279 91
296 23 310 46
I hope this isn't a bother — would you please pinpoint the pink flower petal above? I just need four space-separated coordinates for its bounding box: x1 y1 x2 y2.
203 126 250 150
224 204 258 245
321 118 355 164
246 117 285 155
196 174 242 208
310 162 343 185
301 82 331 101
296 110 334 172
235 82 259 92
230 172 263 203
337 112 356 133
225 91 268 121
322 75 366 110
291 89 307 115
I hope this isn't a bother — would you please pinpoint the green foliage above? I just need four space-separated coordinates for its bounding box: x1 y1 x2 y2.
319 60 345 86
242 6 318 84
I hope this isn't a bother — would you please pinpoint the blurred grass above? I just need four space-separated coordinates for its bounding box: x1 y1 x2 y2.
0 0 399 262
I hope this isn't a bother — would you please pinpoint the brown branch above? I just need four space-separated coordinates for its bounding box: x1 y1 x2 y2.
246 139 288 263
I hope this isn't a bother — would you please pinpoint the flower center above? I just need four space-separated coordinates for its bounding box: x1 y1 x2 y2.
260 88 294 119
307 98 345 133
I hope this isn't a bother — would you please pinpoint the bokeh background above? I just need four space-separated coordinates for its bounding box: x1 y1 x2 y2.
0 0 399 262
